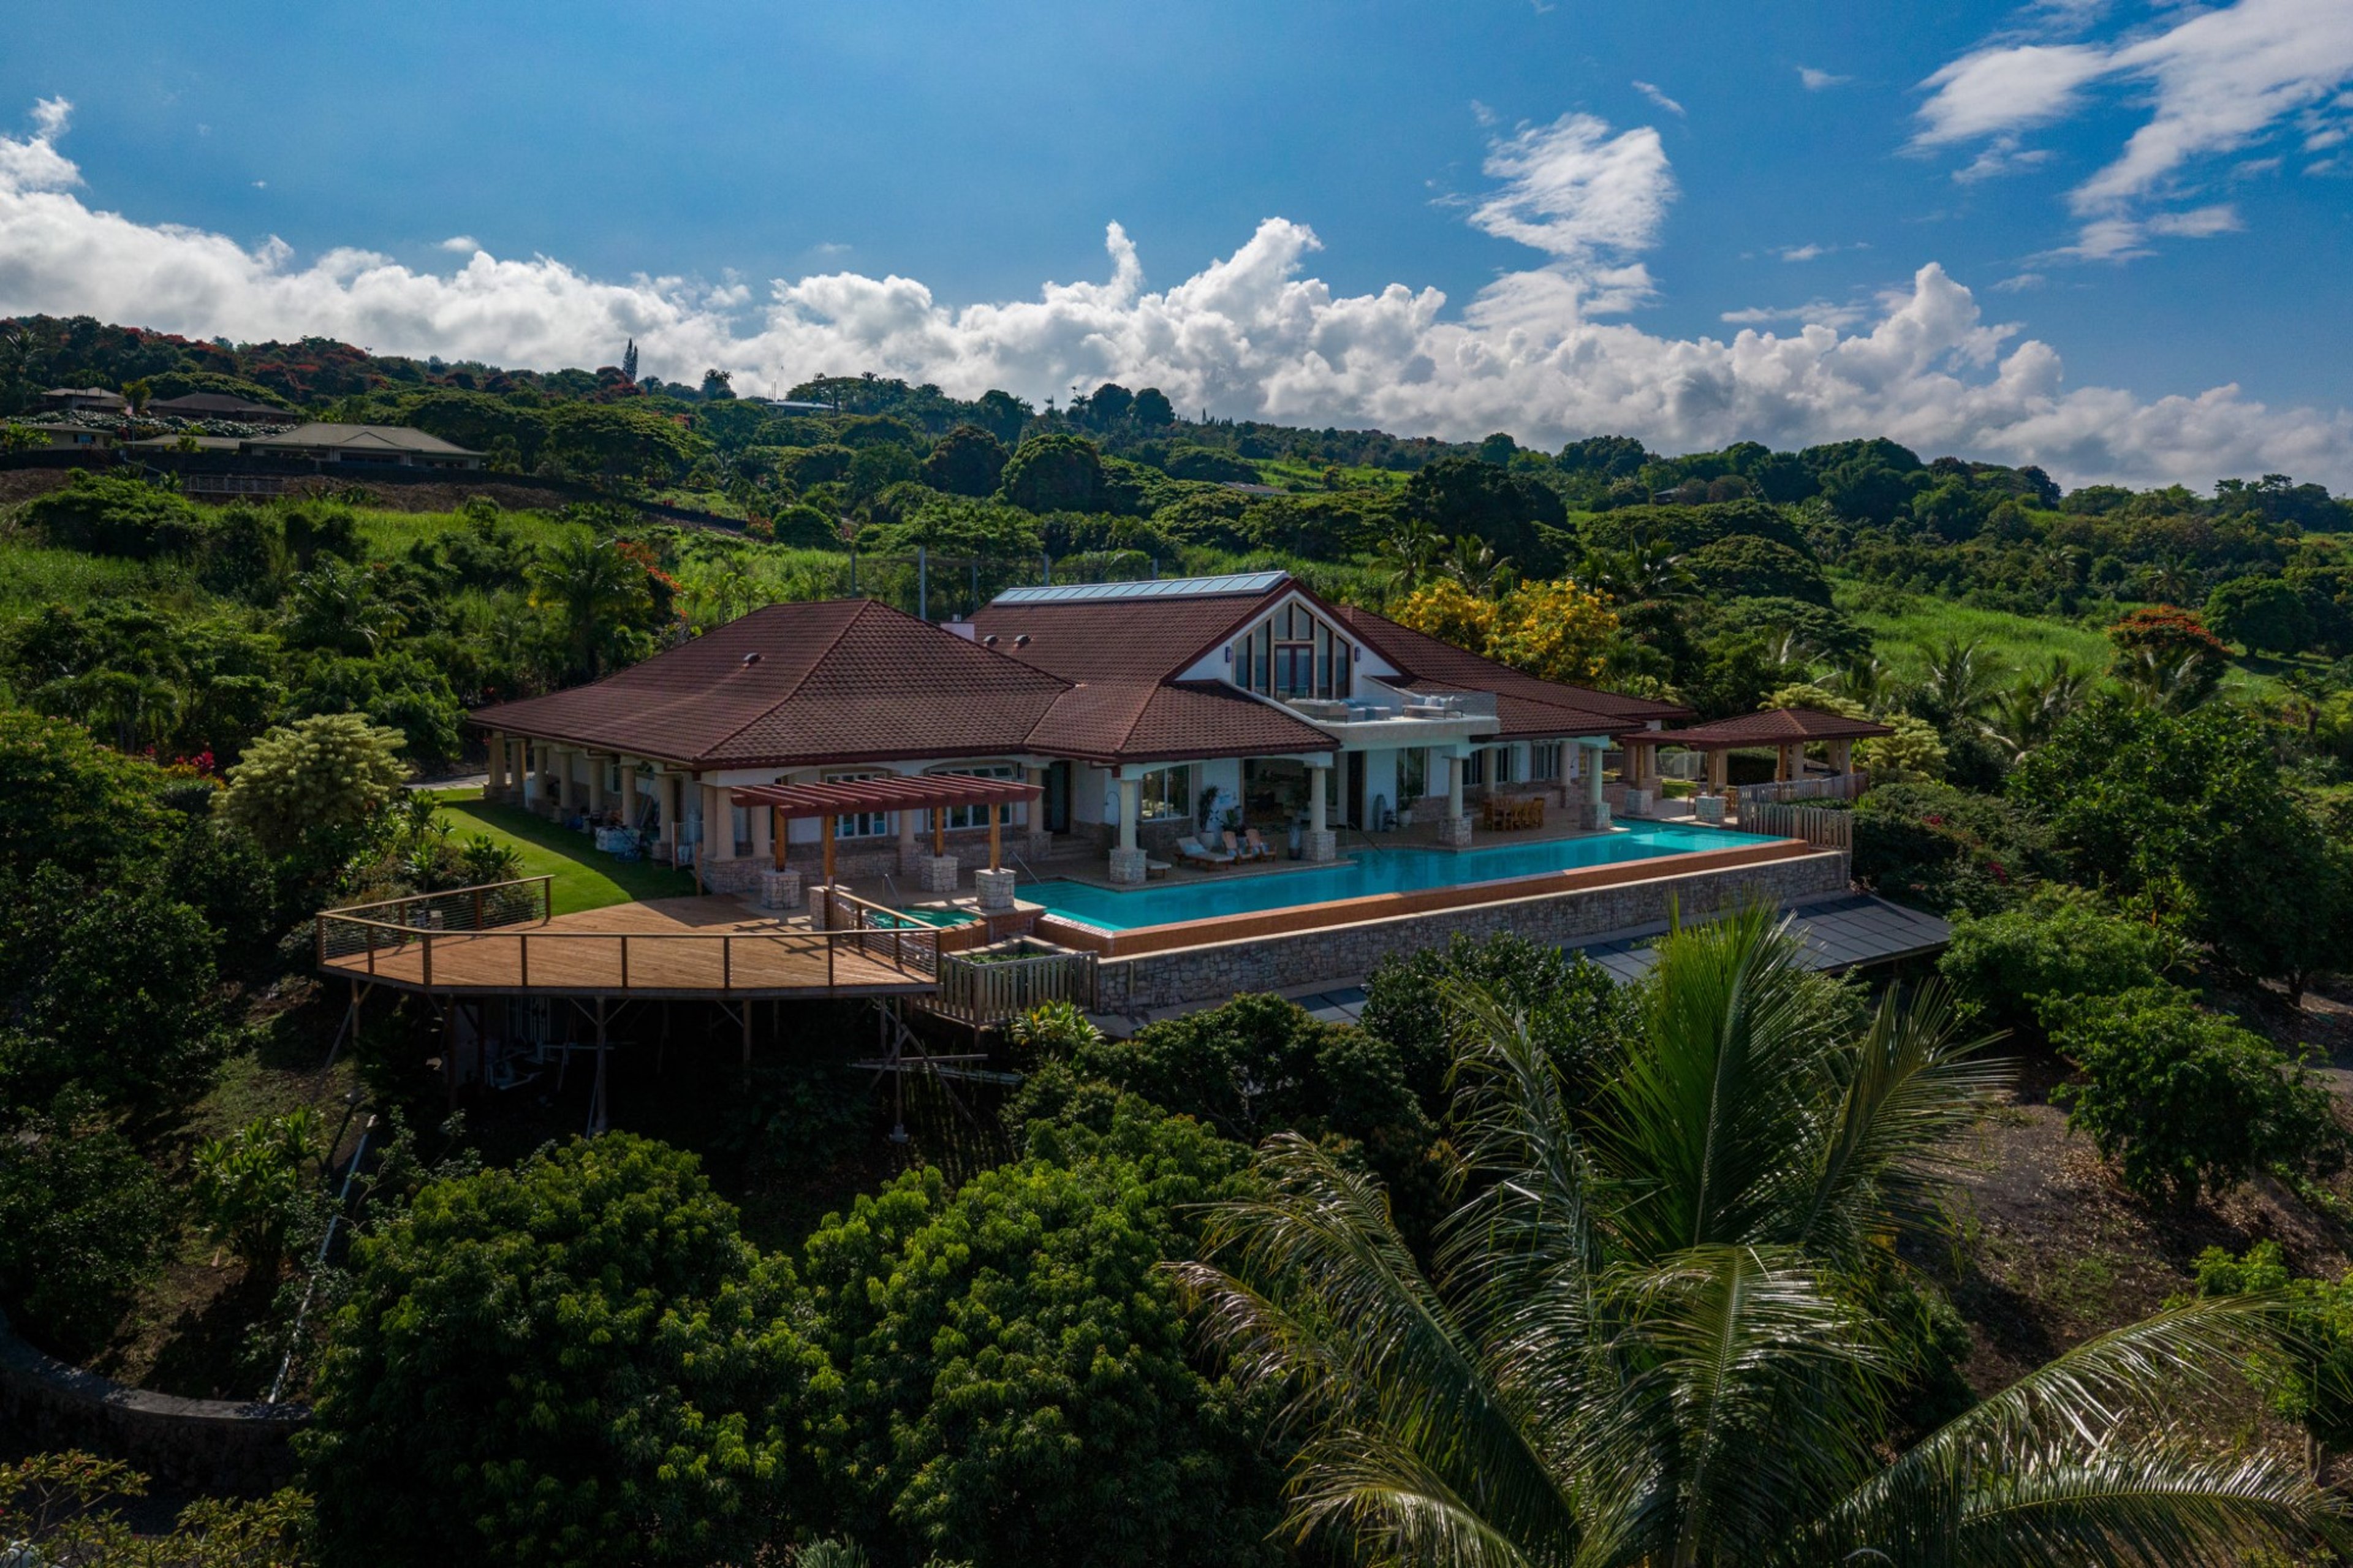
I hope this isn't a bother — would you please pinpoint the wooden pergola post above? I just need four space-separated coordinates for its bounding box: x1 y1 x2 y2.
988 809 1002 872
822 818 838 885
932 808 945 858
771 806 784 870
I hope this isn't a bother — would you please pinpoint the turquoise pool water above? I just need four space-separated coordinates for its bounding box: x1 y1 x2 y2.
866 906 981 929
1026 823 1778 931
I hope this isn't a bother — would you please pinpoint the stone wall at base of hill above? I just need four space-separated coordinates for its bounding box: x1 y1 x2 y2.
0 1308 306 1493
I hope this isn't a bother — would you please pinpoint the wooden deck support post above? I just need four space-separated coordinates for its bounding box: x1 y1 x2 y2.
741 1000 754 1071
588 996 609 1136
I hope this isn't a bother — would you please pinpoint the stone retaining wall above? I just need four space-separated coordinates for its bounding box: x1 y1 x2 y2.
1099 850 1851 1010
0 1309 305 1492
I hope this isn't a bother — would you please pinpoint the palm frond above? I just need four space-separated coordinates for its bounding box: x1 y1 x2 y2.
1819 1295 2343 1566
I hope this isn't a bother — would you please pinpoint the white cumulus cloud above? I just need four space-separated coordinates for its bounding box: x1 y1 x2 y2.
1916 0 2353 256
2 98 2350 488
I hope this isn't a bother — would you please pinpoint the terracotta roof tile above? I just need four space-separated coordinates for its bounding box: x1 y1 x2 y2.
1654 707 1893 746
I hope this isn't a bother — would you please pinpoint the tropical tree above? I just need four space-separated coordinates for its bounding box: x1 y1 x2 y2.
1909 635 2006 732
1177 908 2343 1567
1987 656 2093 760
1374 518 1446 600
1579 537 1694 604
529 533 657 679
1439 533 1514 598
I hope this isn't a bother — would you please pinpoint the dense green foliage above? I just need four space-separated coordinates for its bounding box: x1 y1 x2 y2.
1178 909 2340 1567
797 1102 1285 1568
303 1135 820 1568
1938 895 2179 1038
2047 986 2344 1202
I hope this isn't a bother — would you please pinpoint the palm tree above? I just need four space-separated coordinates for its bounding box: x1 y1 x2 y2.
2118 645 2219 714
1910 635 2006 732
1178 908 2342 1568
1822 652 1892 714
1987 656 2093 760
529 535 652 679
1374 520 1446 601
1580 537 1695 604
1439 534 1514 599
2279 667 2336 740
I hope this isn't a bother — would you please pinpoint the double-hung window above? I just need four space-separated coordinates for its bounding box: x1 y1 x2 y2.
1531 741 1564 781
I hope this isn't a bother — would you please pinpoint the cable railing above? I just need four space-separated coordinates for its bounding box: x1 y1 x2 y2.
314 876 938 993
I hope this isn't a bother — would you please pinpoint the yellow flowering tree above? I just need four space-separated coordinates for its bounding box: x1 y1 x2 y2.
1391 578 1501 657
1491 580 1621 685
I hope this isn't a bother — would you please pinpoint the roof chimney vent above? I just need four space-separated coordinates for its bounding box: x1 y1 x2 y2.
1014 633 1031 647
740 652 763 667
982 634 1000 646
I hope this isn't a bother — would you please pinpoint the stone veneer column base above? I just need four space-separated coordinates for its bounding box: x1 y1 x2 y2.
1693 795 1726 825
1623 787 1654 818
1436 813 1474 847
1303 829 1338 863
917 855 961 894
1593 803 1613 831
1107 847 1149 885
759 868 803 911
974 868 1018 912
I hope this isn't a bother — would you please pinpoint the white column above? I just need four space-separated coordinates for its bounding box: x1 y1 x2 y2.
661 773 682 861
588 754 611 814
702 783 732 862
1118 778 1140 852
486 730 508 795
1447 753 1464 818
1587 746 1605 809
1309 765 1327 834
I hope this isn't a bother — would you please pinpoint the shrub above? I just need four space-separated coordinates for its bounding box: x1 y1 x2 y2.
0 1451 311 1567
192 1109 325 1278
998 432 1104 513
1857 713 1949 782
798 1102 1285 1568
1852 781 2056 915
0 706 176 880
21 471 210 558
218 713 409 858
0 865 233 1118
2047 985 2346 1203
1359 932 1630 1116
0 1096 178 1357
1938 895 2179 1038
2196 1241 2353 1470
303 1135 819 1568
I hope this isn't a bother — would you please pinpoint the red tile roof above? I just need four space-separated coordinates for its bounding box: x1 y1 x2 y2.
474 575 1693 772
472 600 1070 769
1653 707 1893 746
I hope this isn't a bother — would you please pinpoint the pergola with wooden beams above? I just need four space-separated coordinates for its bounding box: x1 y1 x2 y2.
1621 707 1893 789
729 773 1045 884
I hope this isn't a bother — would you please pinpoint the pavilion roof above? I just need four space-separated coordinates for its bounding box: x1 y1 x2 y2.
728 773 1040 820
1648 707 1893 748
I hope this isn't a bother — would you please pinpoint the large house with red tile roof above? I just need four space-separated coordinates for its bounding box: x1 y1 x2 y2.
471 570 1686 890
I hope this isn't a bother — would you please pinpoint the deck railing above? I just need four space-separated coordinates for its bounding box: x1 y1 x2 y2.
316 876 554 961
816 886 945 975
931 949 1099 1024
314 876 938 993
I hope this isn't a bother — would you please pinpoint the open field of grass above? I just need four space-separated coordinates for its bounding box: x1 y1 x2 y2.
1835 579 2288 699
1254 456 1410 493
428 787 696 914
0 542 196 608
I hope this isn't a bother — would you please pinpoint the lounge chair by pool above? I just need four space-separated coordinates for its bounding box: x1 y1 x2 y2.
1175 836 1234 868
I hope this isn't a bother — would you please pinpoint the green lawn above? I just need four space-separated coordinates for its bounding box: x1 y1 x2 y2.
428 788 697 915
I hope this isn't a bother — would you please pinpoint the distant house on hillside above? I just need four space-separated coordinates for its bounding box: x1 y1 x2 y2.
39 387 127 415
18 423 115 450
146 392 301 425
242 423 483 470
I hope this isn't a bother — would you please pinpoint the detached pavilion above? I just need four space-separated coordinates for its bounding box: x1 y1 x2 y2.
1624 706 1892 790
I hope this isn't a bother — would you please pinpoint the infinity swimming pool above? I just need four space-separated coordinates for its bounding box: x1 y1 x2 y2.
1026 822 1779 932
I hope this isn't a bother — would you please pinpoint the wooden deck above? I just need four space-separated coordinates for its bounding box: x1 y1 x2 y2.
319 893 939 999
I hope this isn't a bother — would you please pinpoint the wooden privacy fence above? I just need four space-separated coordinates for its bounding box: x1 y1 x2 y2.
1740 800 1855 850
1733 770 1870 810
931 949 1100 1025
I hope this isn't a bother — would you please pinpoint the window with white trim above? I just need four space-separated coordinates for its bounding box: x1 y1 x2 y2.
1139 764 1192 820
929 763 1021 828
1233 599 1354 701
1399 746 1428 801
824 771 893 838
1531 741 1564 781
1461 749 1486 787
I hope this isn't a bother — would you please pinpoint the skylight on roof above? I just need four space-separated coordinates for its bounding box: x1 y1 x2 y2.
990 570 1289 606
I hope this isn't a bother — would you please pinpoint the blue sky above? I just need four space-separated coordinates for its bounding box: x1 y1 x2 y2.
2 0 2349 484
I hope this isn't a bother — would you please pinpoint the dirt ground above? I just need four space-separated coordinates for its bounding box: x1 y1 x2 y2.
1930 981 2353 1399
